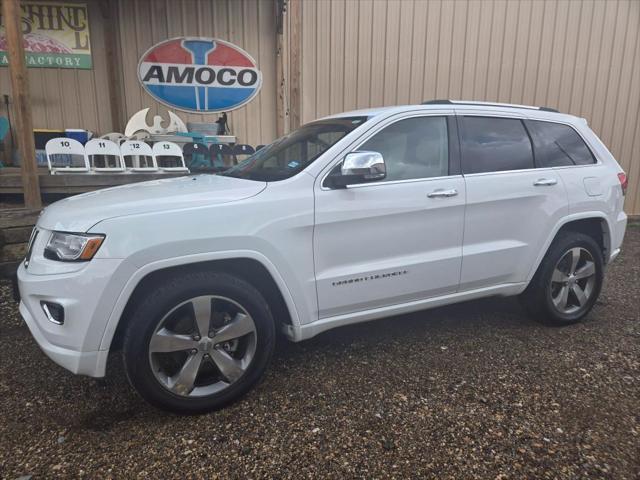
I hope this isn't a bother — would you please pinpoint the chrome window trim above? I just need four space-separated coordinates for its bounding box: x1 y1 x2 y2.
461 167 554 178
460 163 601 179
335 174 463 190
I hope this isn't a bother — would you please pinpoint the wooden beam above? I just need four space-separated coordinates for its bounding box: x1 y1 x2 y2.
275 18 286 137
288 0 301 130
0 208 41 229
1 0 41 209
100 0 124 132
0 170 189 195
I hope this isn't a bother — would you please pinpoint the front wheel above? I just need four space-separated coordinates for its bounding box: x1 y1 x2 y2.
521 232 604 326
123 271 275 414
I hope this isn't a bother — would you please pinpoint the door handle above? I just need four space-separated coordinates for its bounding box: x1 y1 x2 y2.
427 188 458 198
533 178 558 186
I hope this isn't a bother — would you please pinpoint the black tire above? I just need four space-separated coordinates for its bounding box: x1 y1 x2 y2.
520 232 604 326
123 271 275 414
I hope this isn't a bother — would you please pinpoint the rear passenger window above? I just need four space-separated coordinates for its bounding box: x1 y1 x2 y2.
527 120 596 167
461 117 534 174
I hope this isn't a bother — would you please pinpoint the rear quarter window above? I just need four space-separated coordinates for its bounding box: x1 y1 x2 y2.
526 120 596 167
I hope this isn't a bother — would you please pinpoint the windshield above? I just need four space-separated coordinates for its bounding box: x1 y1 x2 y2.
220 116 368 181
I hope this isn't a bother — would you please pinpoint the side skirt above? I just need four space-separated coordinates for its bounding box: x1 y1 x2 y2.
283 282 527 341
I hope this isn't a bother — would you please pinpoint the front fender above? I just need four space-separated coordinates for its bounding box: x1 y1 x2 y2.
97 249 302 352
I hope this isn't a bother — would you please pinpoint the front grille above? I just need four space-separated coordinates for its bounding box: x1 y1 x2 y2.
24 228 39 268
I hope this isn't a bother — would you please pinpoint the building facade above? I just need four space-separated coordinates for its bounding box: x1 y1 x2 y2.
1 0 639 213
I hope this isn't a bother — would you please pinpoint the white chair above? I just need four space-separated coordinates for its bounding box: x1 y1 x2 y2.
85 138 125 172
45 138 89 174
120 140 158 172
152 141 189 172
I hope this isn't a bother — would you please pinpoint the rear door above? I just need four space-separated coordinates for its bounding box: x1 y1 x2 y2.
313 113 466 319
458 114 569 291
524 119 625 258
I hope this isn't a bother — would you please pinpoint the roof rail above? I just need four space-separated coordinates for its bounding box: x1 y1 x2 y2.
421 99 559 113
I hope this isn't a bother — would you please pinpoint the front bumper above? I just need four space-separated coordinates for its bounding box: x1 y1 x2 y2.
17 258 123 377
19 300 108 376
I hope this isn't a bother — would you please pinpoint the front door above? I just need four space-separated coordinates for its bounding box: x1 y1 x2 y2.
313 114 466 319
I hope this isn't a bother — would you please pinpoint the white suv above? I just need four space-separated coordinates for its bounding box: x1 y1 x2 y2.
17 101 628 413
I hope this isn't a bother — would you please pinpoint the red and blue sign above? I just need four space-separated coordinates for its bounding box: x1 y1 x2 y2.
138 37 262 113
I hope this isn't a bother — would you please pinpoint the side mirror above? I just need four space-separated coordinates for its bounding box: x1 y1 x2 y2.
327 151 386 188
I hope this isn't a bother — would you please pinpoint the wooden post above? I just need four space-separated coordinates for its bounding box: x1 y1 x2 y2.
1 0 41 209
275 7 287 137
100 0 124 132
288 0 301 130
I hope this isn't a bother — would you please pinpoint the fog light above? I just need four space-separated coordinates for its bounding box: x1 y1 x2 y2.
41 301 64 325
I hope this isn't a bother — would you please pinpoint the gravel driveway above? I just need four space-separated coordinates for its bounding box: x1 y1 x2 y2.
1 226 638 479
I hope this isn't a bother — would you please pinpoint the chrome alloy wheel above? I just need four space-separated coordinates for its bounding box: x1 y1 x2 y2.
550 247 597 315
148 295 257 397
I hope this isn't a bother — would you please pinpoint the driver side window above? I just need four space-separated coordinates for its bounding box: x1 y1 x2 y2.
359 116 449 181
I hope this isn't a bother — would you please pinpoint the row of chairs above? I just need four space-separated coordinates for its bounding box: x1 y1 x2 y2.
45 138 265 174
46 138 188 174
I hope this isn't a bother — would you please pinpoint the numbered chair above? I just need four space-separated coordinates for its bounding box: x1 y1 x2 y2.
233 144 255 163
210 143 235 168
152 141 189 172
183 142 212 169
85 138 125 172
45 137 89 174
120 140 157 172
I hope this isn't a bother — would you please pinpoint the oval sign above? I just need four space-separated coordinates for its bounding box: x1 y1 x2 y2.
138 37 262 113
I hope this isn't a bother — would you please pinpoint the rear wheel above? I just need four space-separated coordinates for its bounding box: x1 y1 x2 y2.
521 232 603 325
123 271 275 414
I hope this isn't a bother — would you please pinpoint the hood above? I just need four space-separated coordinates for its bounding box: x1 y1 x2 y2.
38 174 267 232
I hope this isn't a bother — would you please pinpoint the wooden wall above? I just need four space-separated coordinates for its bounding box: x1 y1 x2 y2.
0 0 113 134
0 0 278 147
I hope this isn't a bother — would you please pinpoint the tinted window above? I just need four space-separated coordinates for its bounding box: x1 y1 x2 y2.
461 117 534 174
221 116 368 181
358 116 449 181
527 120 595 167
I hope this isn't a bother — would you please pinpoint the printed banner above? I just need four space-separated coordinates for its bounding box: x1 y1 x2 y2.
0 1 91 69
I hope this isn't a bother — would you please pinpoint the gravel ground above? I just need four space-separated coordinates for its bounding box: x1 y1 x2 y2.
1 227 638 479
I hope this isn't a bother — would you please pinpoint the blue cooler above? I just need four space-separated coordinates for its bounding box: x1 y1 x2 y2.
65 129 91 145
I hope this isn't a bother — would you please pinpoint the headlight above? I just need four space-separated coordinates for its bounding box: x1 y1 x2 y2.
44 232 105 262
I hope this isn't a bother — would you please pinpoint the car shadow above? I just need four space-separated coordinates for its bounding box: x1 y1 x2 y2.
5 293 581 429
273 295 535 362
